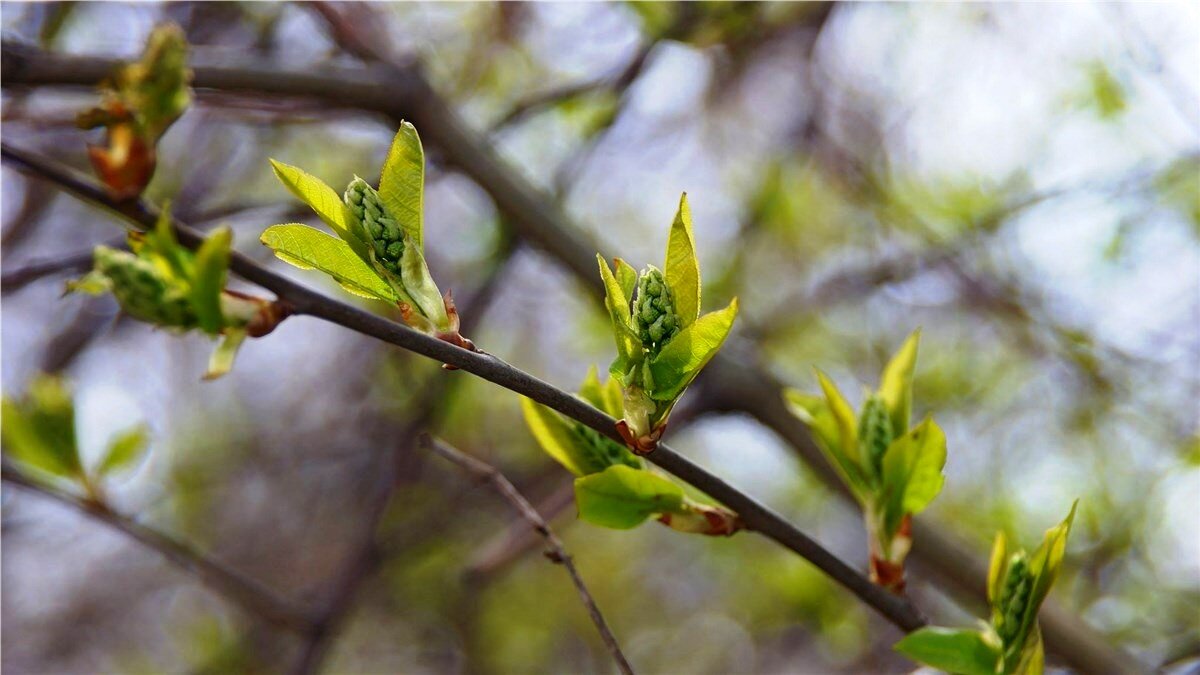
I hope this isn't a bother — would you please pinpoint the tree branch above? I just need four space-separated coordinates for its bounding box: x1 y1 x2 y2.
420 434 635 675
1 462 318 634
1 142 927 636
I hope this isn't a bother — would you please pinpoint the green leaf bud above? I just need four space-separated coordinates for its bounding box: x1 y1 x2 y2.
345 177 405 272
94 246 196 328
857 394 893 479
633 265 680 355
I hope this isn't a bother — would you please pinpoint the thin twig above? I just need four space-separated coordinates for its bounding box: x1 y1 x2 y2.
420 434 635 675
0 142 928 636
1 462 318 634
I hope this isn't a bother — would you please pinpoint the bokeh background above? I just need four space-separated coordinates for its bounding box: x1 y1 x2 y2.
2 2 1198 673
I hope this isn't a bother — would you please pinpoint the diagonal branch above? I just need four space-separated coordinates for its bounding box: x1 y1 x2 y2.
0 142 927 635
420 434 635 675
1 462 318 634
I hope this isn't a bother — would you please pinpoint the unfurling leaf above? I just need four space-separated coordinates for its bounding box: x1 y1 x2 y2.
879 329 920 436
574 465 684 529
98 425 150 476
1 376 82 480
663 193 700 328
377 121 425 248
646 297 737 402
76 23 191 200
260 224 397 301
268 160 359 246
894 627 1000 675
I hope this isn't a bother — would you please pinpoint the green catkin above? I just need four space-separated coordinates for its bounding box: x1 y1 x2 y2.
633 266 680 355
344 177 405 274
94 247 195 328
857 394 892 478
997 553 1032 646
573 422 641 474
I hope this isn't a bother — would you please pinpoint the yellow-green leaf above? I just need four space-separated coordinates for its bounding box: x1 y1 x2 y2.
646 297 737 401
269 160 356 244
663 192 700 328
1018 500 1078 641
190 226 231 334
894 627 1000 675
880 417 947 538
398 238 449 329
98 425 150 476
815 368 859 464
1 376 82 480
598 254 641 369
578 365 624 419
521 397 590 477
261 224 396 302
204 328 246 380
784 389 871 500
614 257 638 306
574 465 684 529
987 531 1009 605
879 329 920 436
377 121 425 248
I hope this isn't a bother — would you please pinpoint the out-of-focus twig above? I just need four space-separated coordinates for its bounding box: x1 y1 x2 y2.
1 462 318 634
421 434 635 675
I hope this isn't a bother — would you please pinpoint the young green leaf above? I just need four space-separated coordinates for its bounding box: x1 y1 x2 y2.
1 377 83 479
783 390 871 499
814 369 860 463
377 121 424 248
397 242 449 329
614 258 638 306
520 396 592 477
894 627 1000 675
97 425 150 476
988 531 1010 605
574 465 685 529
880 416 947 536
260 224 397 301
597 254 643 375
189 226 232 334
269 160 358 245
578 365 624 418
1015 500 1078 645
204 328 247 381
663 193 700 328
878 329 920 436
646 297 738 401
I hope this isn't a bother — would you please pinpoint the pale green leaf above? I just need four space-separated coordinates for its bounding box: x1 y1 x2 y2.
597 254 642 370
1 377 82 479
190 226 231 334
204 329 246 380
269 160 357 244
1012 625 1045 675
880 417 947 539
988 531 1009 605
646 297 737 401
1018 500 1078 642
578 365 623 419
879 329 920 436
663 193 700 327
377 121 425 248
815 369 860 464
98 425 150 476
398 239 449 329
614 257 638 306
784 389 871 499
260 225 396 302
894 627 1000 675
574 465 684 529
520 397 592 477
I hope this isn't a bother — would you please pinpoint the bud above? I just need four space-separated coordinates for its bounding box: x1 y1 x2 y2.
633 266 680 355
574 422 641 474
857 394 892 478
345 177 405 274
997 553 1032 646
94 246 196 328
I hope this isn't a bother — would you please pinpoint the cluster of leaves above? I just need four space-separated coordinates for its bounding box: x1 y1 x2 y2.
784 332 946 591
522 367 739 535
597 194 738 452
76 23 191 200
69 209 281 379
894 503 1078 675
260 122 474 351
2 375 148 500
